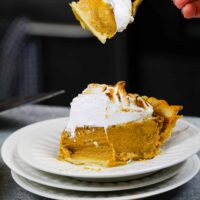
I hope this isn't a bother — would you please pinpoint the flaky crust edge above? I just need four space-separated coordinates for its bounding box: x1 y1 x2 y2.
143 96 183 144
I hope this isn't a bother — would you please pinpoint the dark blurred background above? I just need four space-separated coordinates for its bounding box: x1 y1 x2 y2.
0 0 200 116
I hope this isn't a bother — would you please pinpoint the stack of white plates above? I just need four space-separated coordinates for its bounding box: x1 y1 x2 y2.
1 118 200 200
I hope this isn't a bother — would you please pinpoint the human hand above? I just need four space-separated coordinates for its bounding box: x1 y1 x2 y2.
173 0 200 18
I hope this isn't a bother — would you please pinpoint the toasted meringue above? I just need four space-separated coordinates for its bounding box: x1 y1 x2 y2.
67 81 153 137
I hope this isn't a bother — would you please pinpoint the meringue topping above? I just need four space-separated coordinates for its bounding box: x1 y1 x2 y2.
103 0 134 32
67 81 154 137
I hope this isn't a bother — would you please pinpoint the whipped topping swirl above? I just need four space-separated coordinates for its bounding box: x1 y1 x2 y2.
104 0 133 32
67 81 153 137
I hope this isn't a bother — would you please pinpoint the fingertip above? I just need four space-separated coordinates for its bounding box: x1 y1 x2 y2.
182 4 196 18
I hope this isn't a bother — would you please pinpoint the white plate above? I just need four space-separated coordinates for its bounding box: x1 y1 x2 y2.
14 118 200 180
1 139 184 192
9 117 200 180
11 155 200 200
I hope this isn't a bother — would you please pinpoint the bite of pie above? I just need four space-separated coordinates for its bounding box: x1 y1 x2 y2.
58 81 182 167
70 0 142 43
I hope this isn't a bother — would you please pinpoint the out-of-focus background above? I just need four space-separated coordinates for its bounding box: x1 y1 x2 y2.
0 0 200 116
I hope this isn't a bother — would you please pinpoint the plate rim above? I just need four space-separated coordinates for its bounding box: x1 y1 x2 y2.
3 142 186 191
10 155 200 200
2 117 200 179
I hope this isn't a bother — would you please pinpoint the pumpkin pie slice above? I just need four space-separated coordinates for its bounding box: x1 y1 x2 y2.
70 0 142 43
58 81 182 167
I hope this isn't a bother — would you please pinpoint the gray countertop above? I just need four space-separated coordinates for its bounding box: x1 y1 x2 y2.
0 105 200 200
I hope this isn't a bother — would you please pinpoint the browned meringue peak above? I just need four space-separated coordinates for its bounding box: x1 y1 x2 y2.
82 81 152 111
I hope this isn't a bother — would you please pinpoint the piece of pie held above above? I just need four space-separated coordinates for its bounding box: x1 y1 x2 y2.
58 81 183 167
70 0 142 43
